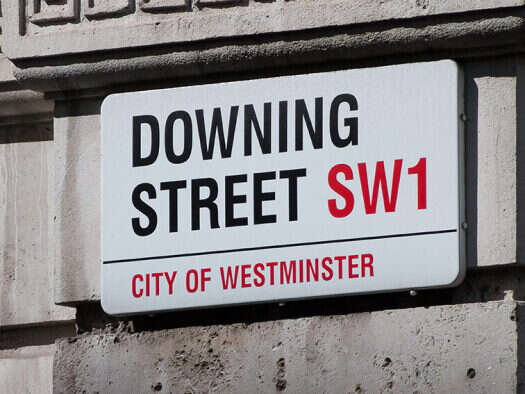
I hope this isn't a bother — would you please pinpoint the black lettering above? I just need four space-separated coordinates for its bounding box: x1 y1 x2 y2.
225 174 248 227
280 168 307 221
165 110 192 164
244 103 272 156
131 183 157 236
132 115 160 167
330 94 358 147
191 178 220 230
196 106 239 160
254 172 277 225
160 181 187 232
295 97 323 150
279 101 288 153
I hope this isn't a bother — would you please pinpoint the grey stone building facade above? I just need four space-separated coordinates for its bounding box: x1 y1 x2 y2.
1 0 525 392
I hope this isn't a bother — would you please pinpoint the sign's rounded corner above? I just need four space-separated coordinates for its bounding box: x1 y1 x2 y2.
445 263 466 288
101 93 119 115
100 297 120 317
442 58 459 67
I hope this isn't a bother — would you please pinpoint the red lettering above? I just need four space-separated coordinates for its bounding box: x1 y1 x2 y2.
408 158 427 210
164 271 177 295
201 268 211 291
186 269 199 293
361 254 374 277
358 159 403 214
348 255 359 278
220 266 239 289
151 272 162 296
132 274 143 298
266 262 278 285
145 273 150 296
280 260 296 284
253 263 265 287
306 258 319 282
334 256 345 279
328 164 355 218
321 257 333 280
241 264 252 288
299 259 304 283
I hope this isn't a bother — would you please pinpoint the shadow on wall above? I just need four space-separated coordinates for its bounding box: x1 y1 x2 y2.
516 303 525 392
464 56 518 270
0 123 53 144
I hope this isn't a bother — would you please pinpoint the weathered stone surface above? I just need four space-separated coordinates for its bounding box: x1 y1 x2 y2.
464 58 519 267
84 0 134 20
54 99 101 305
28 1 78 27
4 0 524 60
0 55 52 119
474 77 516 266
0 90 53 122
54 301 519 393
10 10 525 92
139 0 188 12
0 122 75 327
0 345 54 394
0 53 70 326
0 2 523 394
196 0 241 5
0 56 18 89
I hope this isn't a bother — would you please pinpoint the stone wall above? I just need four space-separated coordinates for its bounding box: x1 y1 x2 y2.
55 301 521 393
2 1 525 393
0 53 75 393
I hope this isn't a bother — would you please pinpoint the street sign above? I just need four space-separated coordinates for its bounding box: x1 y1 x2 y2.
101 60 465 316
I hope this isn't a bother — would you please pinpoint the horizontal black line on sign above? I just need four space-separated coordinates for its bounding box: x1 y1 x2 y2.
103 229 457 265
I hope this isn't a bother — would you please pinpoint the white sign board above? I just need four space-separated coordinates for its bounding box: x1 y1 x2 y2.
101 60 465 316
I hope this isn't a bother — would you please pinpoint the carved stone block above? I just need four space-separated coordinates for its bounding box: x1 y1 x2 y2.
139 0 188 12
3 0 525 69
29 0 79 26
196 0 241 4
84 0 134 20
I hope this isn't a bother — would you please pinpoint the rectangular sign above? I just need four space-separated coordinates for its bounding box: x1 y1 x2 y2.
101 60 465 316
